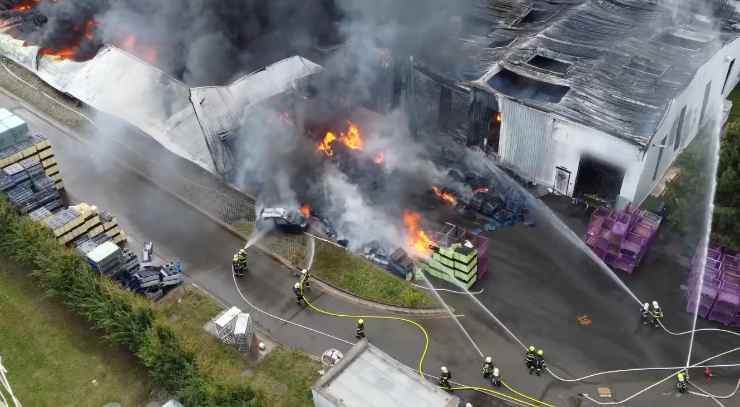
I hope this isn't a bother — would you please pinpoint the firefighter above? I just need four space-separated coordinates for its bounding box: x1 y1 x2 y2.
301 269 311 290
355 319 365 339
439 366 452 391
641 302 652 325
651 300 664 328
481 356 494 378
491 367 502 387
525 345 536 369
676 372 687 393
293 282 304 306
233 248 248 277
530 349 545 376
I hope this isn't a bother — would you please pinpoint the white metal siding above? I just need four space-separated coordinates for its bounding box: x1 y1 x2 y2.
499 99 554 184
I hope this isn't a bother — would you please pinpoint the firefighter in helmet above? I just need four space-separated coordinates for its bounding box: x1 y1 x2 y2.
293 282 304 306
481 356 494 378
676 371 687 393
491 367 502 387
356 319 365 339
439 366 452 391
525 345 536 368
651 300 664 328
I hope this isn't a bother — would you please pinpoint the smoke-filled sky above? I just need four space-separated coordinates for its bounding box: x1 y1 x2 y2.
26 0 469 85
18 0 477 249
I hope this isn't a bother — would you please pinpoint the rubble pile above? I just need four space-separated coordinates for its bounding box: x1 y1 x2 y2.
688 245 740 326
585 206 662 274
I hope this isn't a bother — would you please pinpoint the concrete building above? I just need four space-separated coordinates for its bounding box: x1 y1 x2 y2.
312 339 460 407
413 0 740 207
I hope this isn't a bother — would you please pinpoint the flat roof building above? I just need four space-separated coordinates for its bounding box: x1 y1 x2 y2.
312 339 460 407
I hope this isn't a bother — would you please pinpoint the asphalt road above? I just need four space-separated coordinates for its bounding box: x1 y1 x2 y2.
2 86 738 406
0 91 503 405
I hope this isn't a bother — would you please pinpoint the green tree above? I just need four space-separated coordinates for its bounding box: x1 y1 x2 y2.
713 122 740 247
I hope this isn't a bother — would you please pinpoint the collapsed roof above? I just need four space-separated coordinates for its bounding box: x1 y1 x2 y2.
0 32 322 175
451 0 740 147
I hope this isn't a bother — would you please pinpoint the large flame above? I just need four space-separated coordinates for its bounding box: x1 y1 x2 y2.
38 19 98 61
10 2 158 64
341 122 363 150
403 210 435 258
432 186 457 206
12 0 41 12
317 121 364 157
299 204 311 218
318 131 338 157
118 34 159 64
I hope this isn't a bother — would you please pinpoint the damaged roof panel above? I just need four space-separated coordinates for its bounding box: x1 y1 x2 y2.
467 0 739 146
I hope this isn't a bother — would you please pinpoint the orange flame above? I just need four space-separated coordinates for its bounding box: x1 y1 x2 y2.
473 187 490 194
11 0 40 12
495 112 502 124
373 152 385 165
299 204 311 218
432 186 457 206
403 210 435 258
118 34 159 63
317 121 364 157
38 19 98 61
318 132 338 157
341 122 363 150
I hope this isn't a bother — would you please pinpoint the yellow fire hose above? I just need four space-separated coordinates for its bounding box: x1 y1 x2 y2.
299 278 556 407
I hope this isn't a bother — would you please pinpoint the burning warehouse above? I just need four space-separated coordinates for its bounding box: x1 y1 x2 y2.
410 0 740 208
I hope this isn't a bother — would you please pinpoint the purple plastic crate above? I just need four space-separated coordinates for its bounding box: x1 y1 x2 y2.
713 291 740 311
586 206 662 274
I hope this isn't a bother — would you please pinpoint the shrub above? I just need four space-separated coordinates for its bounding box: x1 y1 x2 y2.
0 198 260 406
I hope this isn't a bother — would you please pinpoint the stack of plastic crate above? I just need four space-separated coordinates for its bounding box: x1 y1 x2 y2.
1 157 62 214
86 241 123 275
687 246 740 325
686 246 723 319
233 313 255 353
212 307 242 344
0 109 63 191
160 262 184 287
585 206 662 274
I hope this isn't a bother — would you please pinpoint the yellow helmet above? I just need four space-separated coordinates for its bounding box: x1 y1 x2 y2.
358 319 364 325
528 346 535 352
537 349 544 357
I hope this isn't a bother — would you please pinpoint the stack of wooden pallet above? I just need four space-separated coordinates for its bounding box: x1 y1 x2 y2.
32 203 127 246
0 108 63 191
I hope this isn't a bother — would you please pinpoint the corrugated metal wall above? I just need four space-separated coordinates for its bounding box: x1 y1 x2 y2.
499 98 554 184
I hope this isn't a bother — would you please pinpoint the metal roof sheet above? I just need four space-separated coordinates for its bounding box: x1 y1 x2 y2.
457 0 740 146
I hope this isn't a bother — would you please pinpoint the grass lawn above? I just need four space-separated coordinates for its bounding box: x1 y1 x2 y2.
155 286 321 407
312 241 436 308
0 265 153 407
235 223 434 308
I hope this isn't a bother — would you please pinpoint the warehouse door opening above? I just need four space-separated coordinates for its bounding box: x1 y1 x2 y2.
487 110 502 153
573 156 624 202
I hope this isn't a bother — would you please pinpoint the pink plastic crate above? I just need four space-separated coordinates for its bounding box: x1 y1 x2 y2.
707 247 723 261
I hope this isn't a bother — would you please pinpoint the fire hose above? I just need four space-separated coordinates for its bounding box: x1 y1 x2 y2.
657 319 740 338
578 346 740 405
298 276 557 407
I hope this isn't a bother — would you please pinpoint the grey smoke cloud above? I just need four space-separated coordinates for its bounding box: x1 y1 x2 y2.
22 0 475 250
